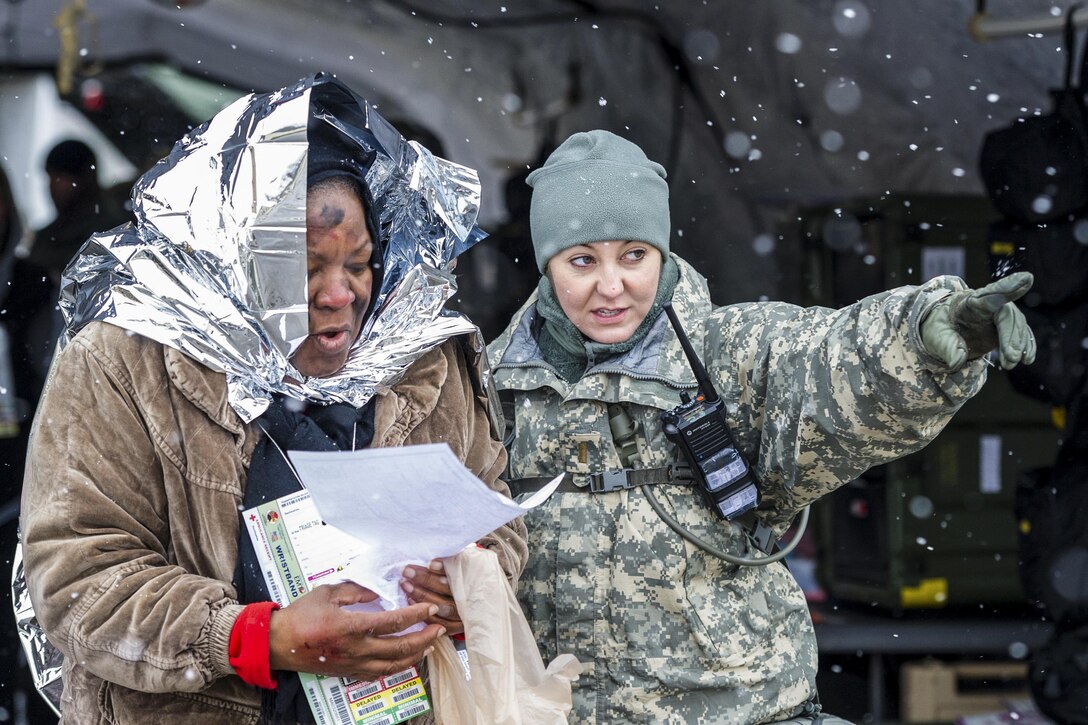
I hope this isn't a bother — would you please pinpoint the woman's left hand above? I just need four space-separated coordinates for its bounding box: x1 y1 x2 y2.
400 560 463 635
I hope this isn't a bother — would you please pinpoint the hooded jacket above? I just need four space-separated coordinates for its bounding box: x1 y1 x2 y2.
487 254 986 724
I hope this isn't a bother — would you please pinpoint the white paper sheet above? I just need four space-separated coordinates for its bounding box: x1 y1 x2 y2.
287 443 562 609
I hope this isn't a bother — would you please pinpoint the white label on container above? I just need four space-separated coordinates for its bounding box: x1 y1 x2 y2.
979 434 1002 494
921 246 965 282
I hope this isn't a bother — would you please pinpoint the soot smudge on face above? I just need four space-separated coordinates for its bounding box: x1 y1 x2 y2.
319 203 345 229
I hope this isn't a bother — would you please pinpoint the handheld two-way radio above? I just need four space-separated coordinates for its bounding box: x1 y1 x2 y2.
660 302 760 521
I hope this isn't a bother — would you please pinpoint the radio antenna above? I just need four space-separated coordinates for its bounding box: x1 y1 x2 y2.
663 302 719 404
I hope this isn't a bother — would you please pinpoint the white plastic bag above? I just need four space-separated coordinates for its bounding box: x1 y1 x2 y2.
427 546 581 725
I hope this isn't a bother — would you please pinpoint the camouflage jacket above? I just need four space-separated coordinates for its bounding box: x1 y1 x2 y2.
487 255 986 724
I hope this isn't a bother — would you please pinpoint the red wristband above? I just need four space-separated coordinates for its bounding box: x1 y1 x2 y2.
229 601 280 689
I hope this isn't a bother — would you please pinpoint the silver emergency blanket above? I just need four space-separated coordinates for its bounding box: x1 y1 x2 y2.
12 542 61 716
59 72 484 421
16 72 488 714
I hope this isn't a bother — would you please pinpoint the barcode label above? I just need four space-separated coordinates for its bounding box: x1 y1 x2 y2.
347 679 382 701
391 684 423 703
717 482 758 519
302 677 331 725
398 700 430 720
360 716 394 725
358 699 387 717
456 645 471 681
705 454 747 491
327 684 351 722
381 669 416 687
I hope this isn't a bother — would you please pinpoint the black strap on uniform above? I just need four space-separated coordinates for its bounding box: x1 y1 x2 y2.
506 474 576 498
589 463 693 492
507 463 693 498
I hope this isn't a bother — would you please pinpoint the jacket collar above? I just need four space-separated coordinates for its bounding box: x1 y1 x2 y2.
164 345 244 435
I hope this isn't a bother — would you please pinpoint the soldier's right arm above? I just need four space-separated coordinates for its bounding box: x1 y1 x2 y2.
703 275 988 527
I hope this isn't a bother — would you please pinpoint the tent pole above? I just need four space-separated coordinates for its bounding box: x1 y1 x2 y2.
970 7 1088 41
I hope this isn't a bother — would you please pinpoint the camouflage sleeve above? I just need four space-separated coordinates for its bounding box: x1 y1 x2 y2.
704 275 988 529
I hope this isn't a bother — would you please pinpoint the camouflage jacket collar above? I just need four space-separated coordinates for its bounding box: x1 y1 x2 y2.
489 254 710 400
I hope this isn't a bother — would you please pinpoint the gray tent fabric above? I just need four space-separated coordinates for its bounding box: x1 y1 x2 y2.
1 1 1077 304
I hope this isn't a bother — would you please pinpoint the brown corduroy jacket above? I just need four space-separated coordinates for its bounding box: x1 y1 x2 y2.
21 321 527 724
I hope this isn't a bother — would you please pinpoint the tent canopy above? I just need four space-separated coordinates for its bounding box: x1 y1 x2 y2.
0 0 1075 303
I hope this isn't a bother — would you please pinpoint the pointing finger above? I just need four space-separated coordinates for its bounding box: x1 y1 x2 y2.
969 272 1034 313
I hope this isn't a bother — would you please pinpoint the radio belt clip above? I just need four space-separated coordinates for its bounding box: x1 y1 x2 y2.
589 470 632 493
750 518 777 555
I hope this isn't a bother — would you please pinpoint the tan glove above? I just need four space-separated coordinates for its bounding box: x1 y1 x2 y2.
921 272 1037 370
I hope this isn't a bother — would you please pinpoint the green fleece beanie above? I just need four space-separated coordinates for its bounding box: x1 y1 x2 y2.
526 130 670 273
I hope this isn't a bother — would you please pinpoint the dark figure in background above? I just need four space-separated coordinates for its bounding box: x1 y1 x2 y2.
29 139 131 284
0 163 23 437
0 164 60 725
2 142 130 724
1 141 133 481
0 160 45 491
1 141 134 443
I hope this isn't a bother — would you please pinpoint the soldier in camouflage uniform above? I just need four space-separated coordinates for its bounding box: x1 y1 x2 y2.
486 130 1036 724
